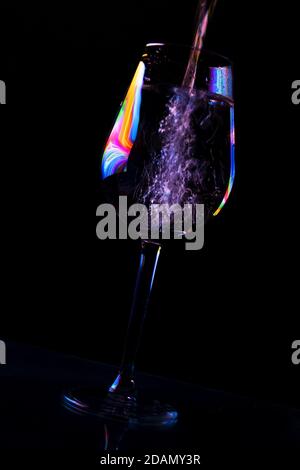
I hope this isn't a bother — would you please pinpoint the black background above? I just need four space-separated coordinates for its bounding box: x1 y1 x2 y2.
0 1 299 407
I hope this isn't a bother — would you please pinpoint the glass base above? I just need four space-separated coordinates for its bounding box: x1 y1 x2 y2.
63 387 178 429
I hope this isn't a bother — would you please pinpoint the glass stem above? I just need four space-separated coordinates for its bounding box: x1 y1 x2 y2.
109 240 161 394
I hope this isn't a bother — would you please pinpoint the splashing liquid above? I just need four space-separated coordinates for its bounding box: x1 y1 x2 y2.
136 86 233 217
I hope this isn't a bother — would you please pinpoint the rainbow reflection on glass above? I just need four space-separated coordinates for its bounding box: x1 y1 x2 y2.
102 62 146 178
213 106 235 216
209 66 233 99
209 66 235 216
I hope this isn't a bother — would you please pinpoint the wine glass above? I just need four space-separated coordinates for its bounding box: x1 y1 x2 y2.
64 43 235 429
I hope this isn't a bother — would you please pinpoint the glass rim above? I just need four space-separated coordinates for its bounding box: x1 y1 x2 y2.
145 42 233 66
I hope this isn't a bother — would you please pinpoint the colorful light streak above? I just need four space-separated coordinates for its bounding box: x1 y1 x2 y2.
213 106 235 216
209 66 235 216
102 61 146 179
209 66 233 100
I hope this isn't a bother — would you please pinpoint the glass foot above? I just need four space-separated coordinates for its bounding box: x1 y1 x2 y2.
63 387 178 429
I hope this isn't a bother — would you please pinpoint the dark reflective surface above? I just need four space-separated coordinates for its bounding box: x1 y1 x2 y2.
0 342 299 465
